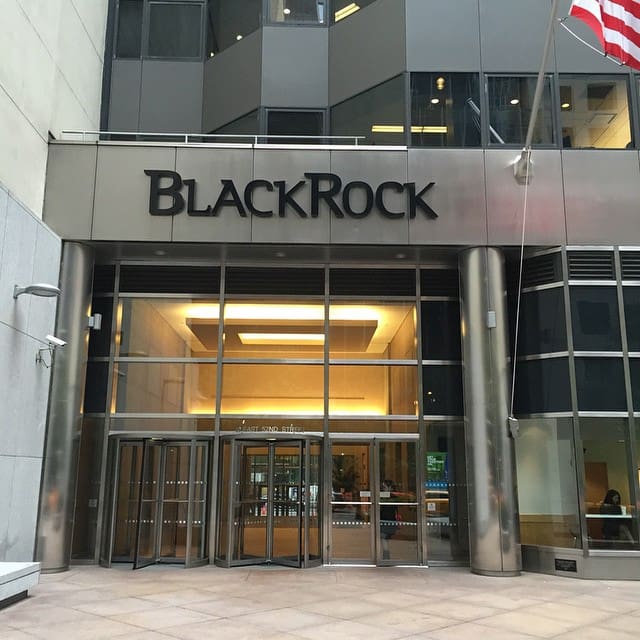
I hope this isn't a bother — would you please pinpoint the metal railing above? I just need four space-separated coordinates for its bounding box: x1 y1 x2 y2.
60 130 367 146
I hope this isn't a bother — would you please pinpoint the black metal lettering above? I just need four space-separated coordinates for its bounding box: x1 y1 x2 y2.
212 179 247 217
144 170 184 215
304 172 343 218
244 180 274 217
273 180 307 217
184 179 212 216
342 181 373 218
375 181 404 218
406 181 437 219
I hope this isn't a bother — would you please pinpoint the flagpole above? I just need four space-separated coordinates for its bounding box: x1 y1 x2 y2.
514 0 561 183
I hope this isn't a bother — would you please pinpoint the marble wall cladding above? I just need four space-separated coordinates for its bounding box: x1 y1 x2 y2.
0 185 61 561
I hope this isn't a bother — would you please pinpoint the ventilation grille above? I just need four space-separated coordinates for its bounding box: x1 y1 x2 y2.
330 269 415 296
93 265 116 293
567 251 615 280
520 253 562 288
119 265 220 294
225 267 324 295
420 269 459 297
621 253 640 280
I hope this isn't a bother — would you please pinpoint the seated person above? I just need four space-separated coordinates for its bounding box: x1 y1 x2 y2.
600 489 634 543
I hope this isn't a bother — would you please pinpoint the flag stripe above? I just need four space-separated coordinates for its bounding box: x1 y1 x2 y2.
570 0 640 69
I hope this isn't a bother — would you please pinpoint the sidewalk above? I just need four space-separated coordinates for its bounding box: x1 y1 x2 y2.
2 565 640 639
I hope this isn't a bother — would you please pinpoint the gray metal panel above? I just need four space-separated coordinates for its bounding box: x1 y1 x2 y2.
329 0 406 106
485 149 566 245
261 27 328 108
43 144 97 240
329 150 408 244
108 60 142 132
92 145 174 241
173 147 253 242
252 148 331 244
564 150 640 244
479 0 556 72
554 0 629 73
139 61 203 133
202 30 262 133
408 149 487 245
406 0 481 72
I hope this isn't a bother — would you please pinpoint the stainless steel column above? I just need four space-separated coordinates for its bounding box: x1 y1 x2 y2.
36 242 94 572
459 247 520 576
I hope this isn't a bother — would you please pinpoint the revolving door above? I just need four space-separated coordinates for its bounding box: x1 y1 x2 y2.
216 436 322 568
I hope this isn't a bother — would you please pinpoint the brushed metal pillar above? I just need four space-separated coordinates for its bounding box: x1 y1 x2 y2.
459 247 521 576
36 242 94 572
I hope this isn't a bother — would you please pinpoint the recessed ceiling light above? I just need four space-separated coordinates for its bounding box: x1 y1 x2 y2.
283 7 291 14
510 98 520 105
275 251 286 258
154 249 166 256
561 102 571 109
436 76 445 91
430 98 440 105
395 253 406 259
236 34 243 40
209 52 214 58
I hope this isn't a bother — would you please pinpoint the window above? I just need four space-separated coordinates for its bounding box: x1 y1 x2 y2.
570 286 621 351
207 0 262 55
149 2 203 58
269 0 326 24
487 76 554 146
210 110 259 143
331 0 376 23
560 76 632 149
410 73 481 148
116 0 143 58
266 110 324 143
331 75 406 146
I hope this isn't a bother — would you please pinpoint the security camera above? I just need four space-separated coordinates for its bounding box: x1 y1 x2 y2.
46 334 67 348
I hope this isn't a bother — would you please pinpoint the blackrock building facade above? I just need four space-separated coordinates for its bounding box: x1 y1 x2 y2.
31 0 640 580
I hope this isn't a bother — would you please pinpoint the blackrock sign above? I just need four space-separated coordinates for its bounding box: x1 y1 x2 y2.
145 170 437 220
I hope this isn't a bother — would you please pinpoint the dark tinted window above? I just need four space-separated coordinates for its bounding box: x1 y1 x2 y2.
149 2 202 58
84 362 109 413
207 0 261 54
423 365 463 416
630 359 640 411
623 287 640 351
410 73 480 147
570 286 621 351
267 111 324 143
116 0 143 58
518 287 567 355
421 301 461 360
88 297 113 358
575 358 626 411
330 269 415 296
514 358 571 414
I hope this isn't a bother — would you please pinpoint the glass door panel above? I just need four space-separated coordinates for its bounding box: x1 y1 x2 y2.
330 442 373 563
307 441 322 564
160 444 190 560
187 443 209 566
378 441 419 564
112 442 143 560
134 441 162 569
272 442 303 566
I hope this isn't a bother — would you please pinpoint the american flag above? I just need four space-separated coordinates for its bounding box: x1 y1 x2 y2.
570 0 640 69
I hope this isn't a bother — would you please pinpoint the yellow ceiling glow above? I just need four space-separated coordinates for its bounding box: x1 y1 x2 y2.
238 333 325 345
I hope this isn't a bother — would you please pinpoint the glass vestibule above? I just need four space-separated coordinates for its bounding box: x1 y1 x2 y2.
104 437 210 568
216 435 322 568
330 438 420 565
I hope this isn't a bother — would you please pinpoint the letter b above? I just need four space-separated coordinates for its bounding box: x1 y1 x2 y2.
145 170 185 215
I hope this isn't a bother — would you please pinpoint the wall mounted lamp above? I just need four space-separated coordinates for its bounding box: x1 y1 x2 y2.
13 283 61 299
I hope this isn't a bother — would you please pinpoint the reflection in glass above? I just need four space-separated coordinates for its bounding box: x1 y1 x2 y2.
425 422 469 561
112 442 143 560
116 0 143 58
266 110 324 143
487 76 554 145
514 358 571 414
421 301 461 360
210 110 259 140
622 287 640 351
223 300 325 359
410 73 481 147
118 298 220 357
329 365 418 415
422 365 463 416
269 0 326 24
331 75 406 145
331 0 376 23
221 364 323 415
329 420 418 433
580 418 638 549
115 363 217 413
517 288 567 355
560 76 632 149
575 358 626 411
515 418 580 549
